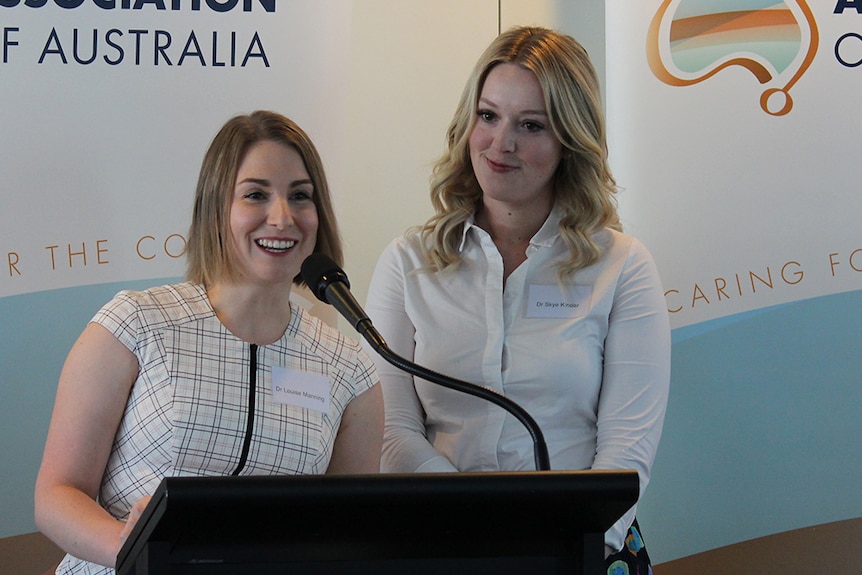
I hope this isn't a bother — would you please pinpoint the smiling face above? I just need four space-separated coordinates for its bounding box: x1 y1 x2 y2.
469 63 563 213
228 140 318 287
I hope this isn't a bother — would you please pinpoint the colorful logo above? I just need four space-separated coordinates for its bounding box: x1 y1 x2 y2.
647 0 818 116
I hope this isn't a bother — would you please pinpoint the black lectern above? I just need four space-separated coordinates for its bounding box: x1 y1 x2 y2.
116 470 638 575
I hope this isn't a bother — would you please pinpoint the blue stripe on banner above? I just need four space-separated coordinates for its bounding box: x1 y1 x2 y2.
640 287 862 562
0 277 179 537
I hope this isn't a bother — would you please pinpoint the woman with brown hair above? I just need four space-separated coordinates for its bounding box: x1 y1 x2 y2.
35 111 383 574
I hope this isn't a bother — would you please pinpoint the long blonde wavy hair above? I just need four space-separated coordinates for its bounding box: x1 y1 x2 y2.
420 26 621 277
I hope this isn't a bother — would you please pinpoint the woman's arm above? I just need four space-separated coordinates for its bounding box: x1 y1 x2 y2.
34 322 140 567
325 383 384 474
593 240 671 550
364 239 458 473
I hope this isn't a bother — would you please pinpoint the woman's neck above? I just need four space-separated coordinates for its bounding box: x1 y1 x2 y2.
474 198 552 280
206 281 293 346
475 196 552 243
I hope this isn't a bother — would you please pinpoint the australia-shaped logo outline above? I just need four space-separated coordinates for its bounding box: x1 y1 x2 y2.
646 0 818 116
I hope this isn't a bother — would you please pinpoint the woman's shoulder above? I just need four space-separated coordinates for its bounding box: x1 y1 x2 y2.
594 228 653 261
375 228 436 270
385 227 427 253
95 282 213 332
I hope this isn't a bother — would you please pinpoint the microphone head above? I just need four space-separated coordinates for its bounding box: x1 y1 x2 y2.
300 253 350 304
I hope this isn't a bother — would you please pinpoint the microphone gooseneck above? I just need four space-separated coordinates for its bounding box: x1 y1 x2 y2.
300 254 551 471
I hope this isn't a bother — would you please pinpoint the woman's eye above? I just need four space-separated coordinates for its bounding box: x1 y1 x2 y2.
523 121 544 133
244 189 266 200
477 109 496 122
290 190 313 203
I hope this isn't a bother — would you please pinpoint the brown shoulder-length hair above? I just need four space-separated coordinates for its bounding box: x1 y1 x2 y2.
421 26 621 277
185 110 342 287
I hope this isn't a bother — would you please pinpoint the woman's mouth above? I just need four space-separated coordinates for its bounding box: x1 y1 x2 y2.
485 157 517 173
256 238 296 253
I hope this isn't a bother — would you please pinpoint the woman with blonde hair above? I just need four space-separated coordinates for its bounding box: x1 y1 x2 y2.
365 27 669 573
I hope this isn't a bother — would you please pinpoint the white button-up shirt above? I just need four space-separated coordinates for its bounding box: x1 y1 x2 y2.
365 207 670 549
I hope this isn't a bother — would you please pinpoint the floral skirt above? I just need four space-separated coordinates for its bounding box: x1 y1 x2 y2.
605 520 652 575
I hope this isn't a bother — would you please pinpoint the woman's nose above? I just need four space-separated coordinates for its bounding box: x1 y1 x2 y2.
491 124 516 153
268 197 293 228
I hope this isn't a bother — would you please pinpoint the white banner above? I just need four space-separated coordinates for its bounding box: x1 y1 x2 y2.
607 0 862 329
607 2 862 561
0 0 353 298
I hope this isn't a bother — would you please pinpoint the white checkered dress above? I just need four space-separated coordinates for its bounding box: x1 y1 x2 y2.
56 283 377 575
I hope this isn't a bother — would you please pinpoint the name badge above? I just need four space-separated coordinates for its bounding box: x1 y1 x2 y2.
526 284 591 319
271 367 331 414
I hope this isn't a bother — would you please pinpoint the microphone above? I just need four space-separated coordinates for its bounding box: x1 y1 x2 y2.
300 253 551 471
301 253 387 352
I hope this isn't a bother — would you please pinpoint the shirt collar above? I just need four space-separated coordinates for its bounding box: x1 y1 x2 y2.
460 204 563 252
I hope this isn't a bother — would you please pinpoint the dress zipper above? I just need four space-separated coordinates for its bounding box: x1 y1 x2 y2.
231 343 258 475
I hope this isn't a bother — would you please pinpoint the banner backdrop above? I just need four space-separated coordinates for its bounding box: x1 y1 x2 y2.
608 0 862 330
606 0 862 561
1 0 352 299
